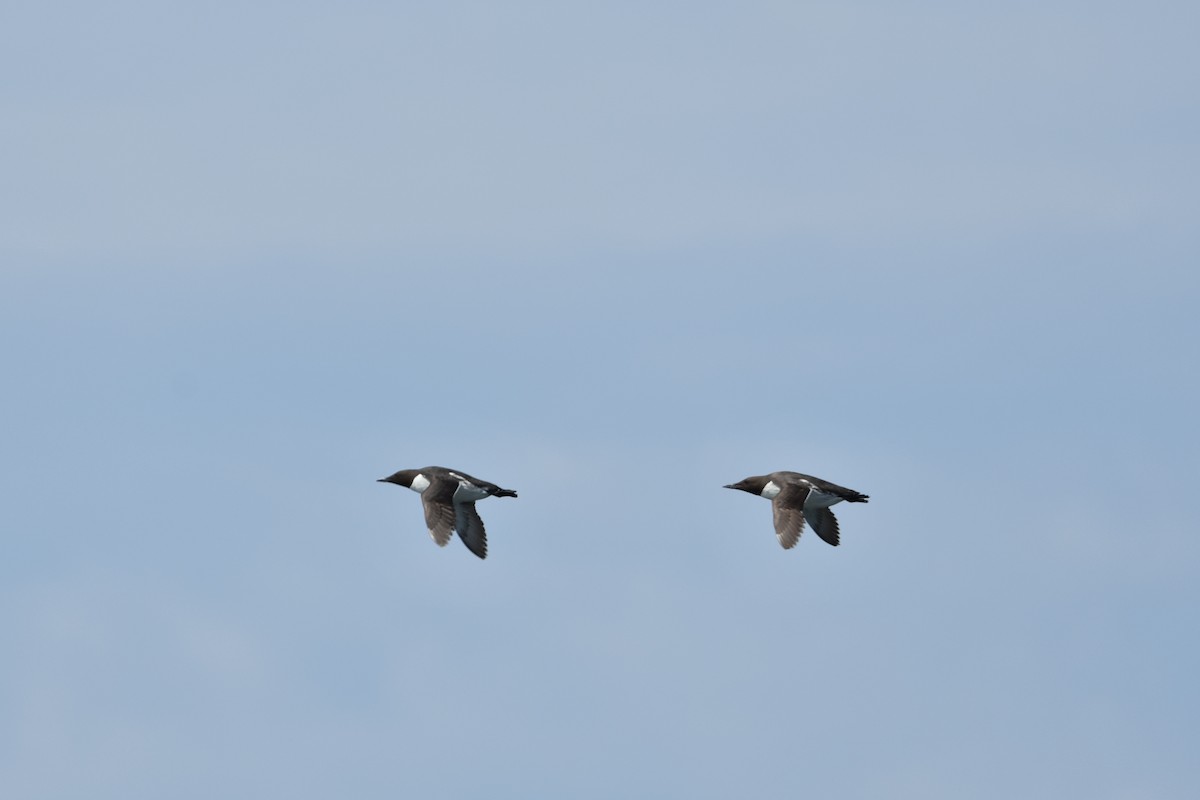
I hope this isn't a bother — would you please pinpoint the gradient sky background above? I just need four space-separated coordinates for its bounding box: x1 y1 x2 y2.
3 2 1198 798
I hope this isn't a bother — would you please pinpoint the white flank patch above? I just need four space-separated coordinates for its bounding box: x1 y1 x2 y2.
452 479 490 502
804 489 843 509
408 474 431 494
760 480 782 499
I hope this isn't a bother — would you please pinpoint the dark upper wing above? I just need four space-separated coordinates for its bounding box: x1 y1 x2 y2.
804 506 841 546
453 502 488 560
421 478 458 547
447 469 517 499
771 483 809 549
803 474 869 503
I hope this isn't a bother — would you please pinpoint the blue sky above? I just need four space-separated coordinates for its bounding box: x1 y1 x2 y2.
3 2 1198 798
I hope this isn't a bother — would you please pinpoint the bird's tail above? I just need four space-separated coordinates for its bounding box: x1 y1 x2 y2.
846 491 869 503
493 488 518 498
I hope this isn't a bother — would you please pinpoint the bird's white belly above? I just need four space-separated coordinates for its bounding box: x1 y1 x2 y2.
760 480 782 499
408 474 431 494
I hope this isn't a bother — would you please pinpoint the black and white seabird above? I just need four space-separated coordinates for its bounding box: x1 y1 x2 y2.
377 466 517 559
724 471 868 549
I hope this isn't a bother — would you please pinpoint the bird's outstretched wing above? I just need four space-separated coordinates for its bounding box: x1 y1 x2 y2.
421 479 458 547
771 483 809 549
453 502 488 559
804 506 841 546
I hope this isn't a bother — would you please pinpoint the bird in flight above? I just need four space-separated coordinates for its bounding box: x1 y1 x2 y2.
378 466 517 559
724 471 868 549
